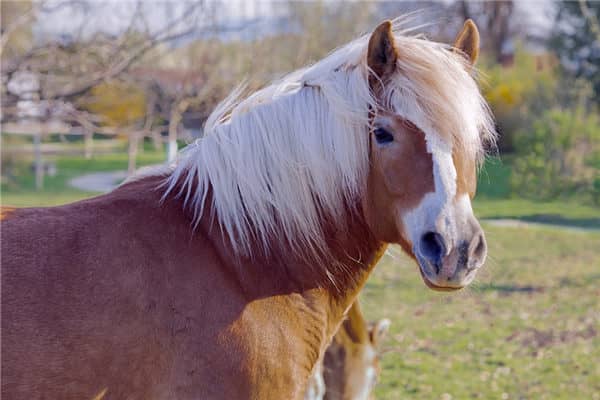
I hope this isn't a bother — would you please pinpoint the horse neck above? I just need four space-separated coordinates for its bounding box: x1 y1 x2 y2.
195 191 386 329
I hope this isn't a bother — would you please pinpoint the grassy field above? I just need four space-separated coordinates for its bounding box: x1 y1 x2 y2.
1 146 165 207
474 157 600 229
2 146 599 399
365 225 600 399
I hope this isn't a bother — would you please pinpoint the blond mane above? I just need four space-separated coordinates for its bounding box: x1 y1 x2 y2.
164 17 496 260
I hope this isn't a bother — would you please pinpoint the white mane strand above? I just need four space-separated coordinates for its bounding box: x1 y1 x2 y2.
164 18 496 259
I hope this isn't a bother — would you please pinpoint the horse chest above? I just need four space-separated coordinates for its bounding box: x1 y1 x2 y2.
208 296 327 400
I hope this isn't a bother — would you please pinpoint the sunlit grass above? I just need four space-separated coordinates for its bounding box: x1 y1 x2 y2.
474 199 600 229
1 148 165 207
364 225 600 399
474 156 599 228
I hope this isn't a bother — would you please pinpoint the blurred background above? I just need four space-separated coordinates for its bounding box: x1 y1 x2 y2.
1 1 599 399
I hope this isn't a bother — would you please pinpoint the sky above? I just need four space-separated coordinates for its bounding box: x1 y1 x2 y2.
32 0 555 45
33 1 281 41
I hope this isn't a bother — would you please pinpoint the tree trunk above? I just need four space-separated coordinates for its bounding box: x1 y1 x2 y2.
33 131 43 190
84 129 93 159
167 108 182 163
145 93 162 151
128 131 139 176
151 129 163 151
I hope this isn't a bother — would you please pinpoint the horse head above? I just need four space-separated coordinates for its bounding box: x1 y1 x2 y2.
362 20 493 291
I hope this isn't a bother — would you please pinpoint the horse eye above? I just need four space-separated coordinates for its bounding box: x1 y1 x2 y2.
374 127 394 144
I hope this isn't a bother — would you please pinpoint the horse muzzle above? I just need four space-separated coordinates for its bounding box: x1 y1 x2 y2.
414 225 487 291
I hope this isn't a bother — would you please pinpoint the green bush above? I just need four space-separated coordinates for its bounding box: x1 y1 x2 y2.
511 107 600 205
481 46 559 152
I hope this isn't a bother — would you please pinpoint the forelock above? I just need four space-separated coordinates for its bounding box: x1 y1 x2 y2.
382 31 496 166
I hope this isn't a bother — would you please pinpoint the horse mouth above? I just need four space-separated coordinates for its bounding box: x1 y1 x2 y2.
416 262 464 292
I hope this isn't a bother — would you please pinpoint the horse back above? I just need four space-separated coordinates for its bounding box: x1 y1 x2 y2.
0 178 255 399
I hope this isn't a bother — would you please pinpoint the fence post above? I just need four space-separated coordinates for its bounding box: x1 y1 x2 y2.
84 128 93 159
33 131 43 190
128 130 139 176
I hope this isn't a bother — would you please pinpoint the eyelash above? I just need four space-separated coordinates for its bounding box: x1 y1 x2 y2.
374 127 394 144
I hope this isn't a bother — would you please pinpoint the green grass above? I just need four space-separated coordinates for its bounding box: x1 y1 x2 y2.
474 156 599 229
1 147 166 207
364 225 600 399
477 156 513 199
474 199 600 230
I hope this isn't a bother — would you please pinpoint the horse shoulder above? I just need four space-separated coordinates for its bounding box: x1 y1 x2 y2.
1 177 332 399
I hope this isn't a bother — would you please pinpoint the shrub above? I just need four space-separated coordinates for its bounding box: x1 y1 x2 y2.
511 107 600 205
481 46 559 152
84 82 146 127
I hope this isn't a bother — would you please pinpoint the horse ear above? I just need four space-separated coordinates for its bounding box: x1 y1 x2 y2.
367 20 398 80
369 318 391 346
453 19 480 66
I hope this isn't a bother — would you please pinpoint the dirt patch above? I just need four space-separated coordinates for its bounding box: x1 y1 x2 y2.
68 171 127 192
484 218 599 232
477 283 545 296
506 325 597 354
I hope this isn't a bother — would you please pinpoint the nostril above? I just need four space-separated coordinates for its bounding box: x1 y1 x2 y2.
420 231 446 269
470 233 487 261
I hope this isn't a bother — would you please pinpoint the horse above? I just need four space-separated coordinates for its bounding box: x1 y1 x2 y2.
304 301 390 400
1 18 495 400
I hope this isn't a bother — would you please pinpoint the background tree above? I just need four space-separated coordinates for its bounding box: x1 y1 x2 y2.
551 0 600 109
1 1 211 121
0 0 35 58
1 0 214 180
458 1 516 63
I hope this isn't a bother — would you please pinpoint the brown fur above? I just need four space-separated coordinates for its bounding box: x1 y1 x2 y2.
364 117 435 252
453 19 480 65
1 20 486 400
322 302 389 400
453 150 477 198
1 176 386 400
367 21 398 88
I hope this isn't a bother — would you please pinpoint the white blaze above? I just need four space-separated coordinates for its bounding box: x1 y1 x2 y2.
401 132 458 251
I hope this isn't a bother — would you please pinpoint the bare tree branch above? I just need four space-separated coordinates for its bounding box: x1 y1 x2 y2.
579 0 600 42
2 1 209 103
0 2 37 51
